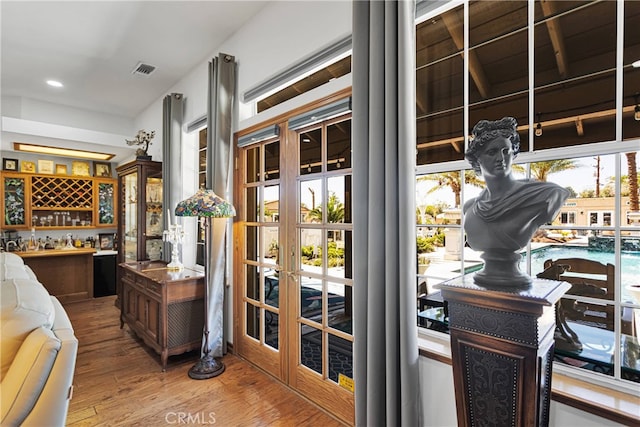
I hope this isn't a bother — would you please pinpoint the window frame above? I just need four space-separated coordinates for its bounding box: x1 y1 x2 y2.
414 0 640 396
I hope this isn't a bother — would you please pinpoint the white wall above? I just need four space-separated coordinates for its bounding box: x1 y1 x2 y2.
420 357 458 425
133 0 353 156
0 96 137 163
2 96 134 134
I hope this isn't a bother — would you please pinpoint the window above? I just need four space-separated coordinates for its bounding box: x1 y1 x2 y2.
243 35 352 114
415 0 640 390
560 212 576 225
257 56 351 113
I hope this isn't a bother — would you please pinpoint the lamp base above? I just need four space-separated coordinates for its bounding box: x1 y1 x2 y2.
188 353 225 379
166 261 184 271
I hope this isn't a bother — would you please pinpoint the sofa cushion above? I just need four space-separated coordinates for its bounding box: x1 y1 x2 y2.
0 278 55 380
0 252 32 281
0 326 60 426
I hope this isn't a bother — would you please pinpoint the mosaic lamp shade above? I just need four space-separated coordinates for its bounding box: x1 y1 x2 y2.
175 188 236 218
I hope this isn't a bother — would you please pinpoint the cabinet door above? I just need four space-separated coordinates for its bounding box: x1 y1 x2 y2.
95 179 117 227
2 173 29 229
116 159 163 263
144 175 163 261
145 296 161 345
122 279 137 323
122 172 138 262
134 290 147 331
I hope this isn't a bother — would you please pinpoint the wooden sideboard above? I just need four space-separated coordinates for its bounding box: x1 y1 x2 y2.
119 261 205 370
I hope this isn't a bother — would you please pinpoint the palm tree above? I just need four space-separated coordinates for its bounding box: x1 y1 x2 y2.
516 159 577 182
307 192 345 223
416 204 442 225
418 171 484 207
627 152 639 211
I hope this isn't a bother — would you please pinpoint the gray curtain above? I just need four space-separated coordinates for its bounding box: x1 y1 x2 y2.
162 93 184 262
206 53 236 357
352 1 421 426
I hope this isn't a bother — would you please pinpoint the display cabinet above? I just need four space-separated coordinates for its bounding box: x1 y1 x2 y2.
1 171 117 231
116 159 163 264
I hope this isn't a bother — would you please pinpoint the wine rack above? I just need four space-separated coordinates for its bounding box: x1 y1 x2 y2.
1 171 117 230
31 176 93 208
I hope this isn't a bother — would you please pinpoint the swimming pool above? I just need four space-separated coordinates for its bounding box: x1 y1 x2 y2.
461 245 640 294
520 245 640 295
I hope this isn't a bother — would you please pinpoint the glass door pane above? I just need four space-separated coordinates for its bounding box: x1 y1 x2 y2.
293 115 354 418
96 180 116 226
237 133 283 378
235 110 354 425
145 176 163 260
2 174 27 228
123 173 138 261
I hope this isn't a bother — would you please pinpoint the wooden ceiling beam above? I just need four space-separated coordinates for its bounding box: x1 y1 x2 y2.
441 10 491 99
575 117 584 136
417 106 635 150
540 0 569 78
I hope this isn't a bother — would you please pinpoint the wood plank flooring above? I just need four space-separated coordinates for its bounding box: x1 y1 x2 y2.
64 296 345 426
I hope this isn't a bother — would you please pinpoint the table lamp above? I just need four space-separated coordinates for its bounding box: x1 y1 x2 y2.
163 209 185 271
175 188 235 379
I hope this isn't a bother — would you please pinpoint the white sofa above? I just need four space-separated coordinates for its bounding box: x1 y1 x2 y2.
0 252 78 426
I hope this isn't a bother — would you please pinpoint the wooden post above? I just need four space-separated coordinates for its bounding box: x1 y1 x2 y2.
437 276 570 427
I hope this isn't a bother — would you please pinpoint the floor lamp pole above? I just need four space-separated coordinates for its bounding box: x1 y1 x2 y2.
188 216 225 379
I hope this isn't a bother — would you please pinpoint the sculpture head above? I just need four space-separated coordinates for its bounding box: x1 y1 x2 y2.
466 117 520 176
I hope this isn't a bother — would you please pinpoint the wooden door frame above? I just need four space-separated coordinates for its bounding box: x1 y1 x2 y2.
232 88 354 425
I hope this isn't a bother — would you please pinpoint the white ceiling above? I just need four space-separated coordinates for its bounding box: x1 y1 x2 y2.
1 1 268 119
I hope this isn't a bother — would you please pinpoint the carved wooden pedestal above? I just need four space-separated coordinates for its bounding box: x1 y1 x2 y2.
437 276 570 427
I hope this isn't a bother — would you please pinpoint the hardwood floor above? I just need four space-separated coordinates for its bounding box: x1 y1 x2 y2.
64 296 345 426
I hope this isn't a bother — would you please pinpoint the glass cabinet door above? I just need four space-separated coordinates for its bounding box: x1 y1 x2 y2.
123 172 138 261
96 179 117 227
117 159 163 264
2 173 28 229
144 175 163 261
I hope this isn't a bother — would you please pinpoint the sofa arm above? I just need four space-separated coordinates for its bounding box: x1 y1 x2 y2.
22 298 78 427
0 326 61 426
0 297 78 427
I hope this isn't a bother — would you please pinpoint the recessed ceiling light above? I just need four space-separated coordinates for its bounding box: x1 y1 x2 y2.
46 80 63 88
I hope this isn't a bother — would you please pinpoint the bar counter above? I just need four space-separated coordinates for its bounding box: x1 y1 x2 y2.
16 247 97 258
16 248 96 303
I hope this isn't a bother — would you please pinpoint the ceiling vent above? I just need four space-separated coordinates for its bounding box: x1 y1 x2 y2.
131 62 156 76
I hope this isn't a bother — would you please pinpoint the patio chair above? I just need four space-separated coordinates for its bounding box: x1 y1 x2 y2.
537 257 615 352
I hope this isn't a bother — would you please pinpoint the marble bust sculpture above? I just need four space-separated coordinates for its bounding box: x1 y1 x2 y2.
463 117 570 288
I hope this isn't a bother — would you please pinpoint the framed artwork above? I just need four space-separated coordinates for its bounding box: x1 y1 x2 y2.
55 164 68 175
71 161 91 176
3 158 18 171
38 159 54 174
21 161 36 173
93 162 112 178
98 233 115 250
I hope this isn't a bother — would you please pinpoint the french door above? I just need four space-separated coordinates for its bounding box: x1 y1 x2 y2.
234 106 354 425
